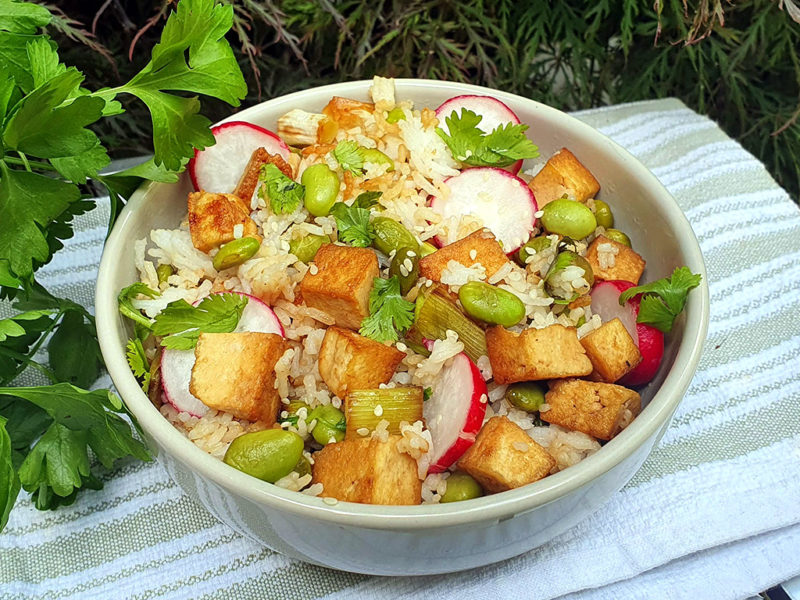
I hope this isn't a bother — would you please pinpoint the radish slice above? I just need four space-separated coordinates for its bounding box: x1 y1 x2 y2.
435 95 524 174
590 280 665 386
188 121 290 194
429 167 537 252
424 352 488 473
160 292 284 417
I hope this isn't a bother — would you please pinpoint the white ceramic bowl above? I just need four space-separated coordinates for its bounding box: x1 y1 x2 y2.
96 79 709 575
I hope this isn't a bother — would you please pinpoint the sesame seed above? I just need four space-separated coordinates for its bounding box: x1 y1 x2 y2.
469 249 477 260
309 264 319 275
323 497 339 505
403 258 413 271
374 405 384 417
357 427 370 437
407 251 417 258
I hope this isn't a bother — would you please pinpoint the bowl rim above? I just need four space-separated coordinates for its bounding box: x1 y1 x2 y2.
96 78 710 530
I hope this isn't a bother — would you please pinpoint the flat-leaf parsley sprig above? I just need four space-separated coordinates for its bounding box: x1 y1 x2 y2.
619 267 702 333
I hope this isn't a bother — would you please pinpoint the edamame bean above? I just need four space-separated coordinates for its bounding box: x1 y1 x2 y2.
544 250 594 303
372 217 419 255
360 148 395 172
593 200 614 229
223 429 304 483
386 107 406 124
301 164 340 217
308 404 346 445
604 228 632 247
212 237 260 271
540 198 597 240
289 234 328 263
419 241 437 257
458 281 526 327
505 381 547 413
156 264 173 284
389 246 420 295
517 236 553 265
440 472 483 503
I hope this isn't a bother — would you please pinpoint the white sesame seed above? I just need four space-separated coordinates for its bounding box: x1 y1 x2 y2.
323 497 339 505
233 224 244 239
374 405 384 417
469 249 477 260
309 264 319 275
357 427 370 437
403 258 413 272
407 250 417 258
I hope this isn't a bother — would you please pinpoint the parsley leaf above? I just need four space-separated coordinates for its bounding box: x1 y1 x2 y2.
330 202 374 247
47 311 100 389
0 1 51 34
0 416 20 530
353 190 382 209
359 276 415 343
619 267 702 333
436 108 539 168
0 309 54 342
258 163 304 214
118 282 159 330
152 292 248 350
126 338 151 393
332 140 364 175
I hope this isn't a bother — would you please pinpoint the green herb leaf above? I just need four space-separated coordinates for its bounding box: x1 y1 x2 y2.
332 140 364 176
619 267 702 333
0 1 51 34
0 416 20 530
0 395 51 468
0 309 54 342
152 292 248 350
360 276 415 343
436 108 539 167
126 338 150 393
117 282 159 330
257 163 304 214
353 190 382 209
330 202 374 247
423 387 432 401
50 141 110 184
47 311 100 389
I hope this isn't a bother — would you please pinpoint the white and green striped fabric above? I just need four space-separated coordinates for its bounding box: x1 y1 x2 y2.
2 98 799 600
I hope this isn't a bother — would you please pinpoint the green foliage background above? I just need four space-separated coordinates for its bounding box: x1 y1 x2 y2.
52 0 800 199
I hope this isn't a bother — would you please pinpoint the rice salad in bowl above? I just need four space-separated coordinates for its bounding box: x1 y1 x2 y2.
118 76 701 507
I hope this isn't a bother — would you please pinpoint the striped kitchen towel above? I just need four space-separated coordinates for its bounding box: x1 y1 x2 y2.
1 98 799 600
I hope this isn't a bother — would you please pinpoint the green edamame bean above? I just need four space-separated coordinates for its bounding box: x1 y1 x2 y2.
223 429 304 483
505 382 547 413
544 250 594 303
593 200 614 229
308 404 346 445
419 241 437 257
360 148 395 172
540 198 597 240
440 472 483 503
604 228 632 247
386 107 406 124
517 236 553 265
156 264 173 284
458 281 526 327
212 237 260 271
289 234 328 263
372 217 419 256
389 246 420 295
301 164 340 217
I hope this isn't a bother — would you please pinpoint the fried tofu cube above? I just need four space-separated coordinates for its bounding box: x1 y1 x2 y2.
298 244 379 330
458 416 555 492
541 379 641 441
586 235 646 284
277 109 326 147
580 318 642 383
233 147 294 203
419 229 510 283
312 436 421 505
189 332 286 424
322 96 375 131
486 324 593 384
318 326 405 399
187 191 259 253
528 148 600 206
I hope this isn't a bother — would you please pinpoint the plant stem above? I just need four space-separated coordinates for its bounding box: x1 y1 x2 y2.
4 310 65 384
4 156 58 172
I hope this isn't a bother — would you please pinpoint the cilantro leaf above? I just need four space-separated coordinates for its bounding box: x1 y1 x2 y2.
0 164 79 279
332 140 364 176
258 163 304 214
353 190 382 209
619 267 702 333
126 338 150 393
436 108 539 168
118 282 159 330
0 1 51 34
330 202 374 247
359 276 415 343
152 292 248 350
47 311 100 389
0 416 20 530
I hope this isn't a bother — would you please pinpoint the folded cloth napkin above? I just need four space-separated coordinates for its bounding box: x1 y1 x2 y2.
2 98 799 600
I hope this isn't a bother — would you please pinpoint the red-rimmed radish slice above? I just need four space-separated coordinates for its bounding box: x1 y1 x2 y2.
590 280 665 386
188 121 290 193
160 292 284 417
424 352 488 473
435 95 524 174
429 167 537 253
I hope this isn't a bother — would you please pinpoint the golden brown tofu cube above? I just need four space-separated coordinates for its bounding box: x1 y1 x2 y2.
486 324 593 385
298 244 379 330
528 148 600 207
318 326 405 399
580 318 642 383
311 436 421 505
586 235 646 285
419 229 510 283
189 332 286 424
458 416 555 493
233 147 294 203
187 191 259 253
541 379 641 441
